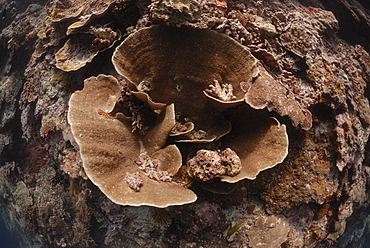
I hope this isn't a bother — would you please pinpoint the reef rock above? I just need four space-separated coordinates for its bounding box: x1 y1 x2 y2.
1 0 370 247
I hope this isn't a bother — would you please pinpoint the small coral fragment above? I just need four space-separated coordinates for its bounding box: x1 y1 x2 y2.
205 80 237 102
124 172 144 192
170 121 194 136
135 152 172 182
187 148 241 182
185 129 208 140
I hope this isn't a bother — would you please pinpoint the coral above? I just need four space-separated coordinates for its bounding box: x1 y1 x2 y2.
36 0 119 71
67 74 196 207
124 172 144 192
112 24 259 131
149 208 172 227
55 25 120 71
244 215 289 248
65 22 291 205
46 0 115 24
220 106 289 183
2 0 370 247
111 24 291 189
205 80 236 102
241 65 313 130
148 0 227 29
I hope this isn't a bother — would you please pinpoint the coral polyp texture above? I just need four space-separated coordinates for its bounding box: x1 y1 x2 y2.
67 74 196 207
112 25 260 132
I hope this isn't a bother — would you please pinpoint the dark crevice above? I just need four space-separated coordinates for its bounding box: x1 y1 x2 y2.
319 0 370 52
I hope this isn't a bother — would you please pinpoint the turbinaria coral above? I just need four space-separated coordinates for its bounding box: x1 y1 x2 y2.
68 24 290 207
68 74 197 207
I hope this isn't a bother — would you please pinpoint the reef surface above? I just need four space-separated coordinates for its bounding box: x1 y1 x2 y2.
1 0 370 247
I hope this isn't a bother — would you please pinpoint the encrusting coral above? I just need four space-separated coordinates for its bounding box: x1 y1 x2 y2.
241 65 313 130
243 215 290 248
47 0 115 24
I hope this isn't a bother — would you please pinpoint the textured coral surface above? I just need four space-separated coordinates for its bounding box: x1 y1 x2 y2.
1 0 370 247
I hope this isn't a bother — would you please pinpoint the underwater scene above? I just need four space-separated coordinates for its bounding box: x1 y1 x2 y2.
1 0 370 247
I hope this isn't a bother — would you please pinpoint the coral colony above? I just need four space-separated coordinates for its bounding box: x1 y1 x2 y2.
68 25 291 207
6 0 368 246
